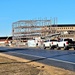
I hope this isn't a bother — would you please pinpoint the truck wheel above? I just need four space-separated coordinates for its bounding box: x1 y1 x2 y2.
43 45 46 49
74 47 75 50
56 45 60 50
63 44 66 50
51 46 55 50
49 45 52 50
64 46 67 50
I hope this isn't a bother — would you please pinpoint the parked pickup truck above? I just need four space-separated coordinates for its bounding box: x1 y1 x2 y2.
57 38 75 50
43 39 58 49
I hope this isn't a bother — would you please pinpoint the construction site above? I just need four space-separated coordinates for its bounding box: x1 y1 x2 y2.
11 18 75 47
0 18 75 47
12 19 52 39
12 18 58 46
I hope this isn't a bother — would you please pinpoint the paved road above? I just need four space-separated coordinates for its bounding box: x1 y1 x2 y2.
0 47 75 71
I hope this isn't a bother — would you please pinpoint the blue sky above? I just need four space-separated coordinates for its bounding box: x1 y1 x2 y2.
0 0 75 36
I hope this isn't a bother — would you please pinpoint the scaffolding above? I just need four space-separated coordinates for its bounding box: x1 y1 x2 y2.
12 18 57 43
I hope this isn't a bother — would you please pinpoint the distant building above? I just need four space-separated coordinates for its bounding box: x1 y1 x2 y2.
45 24 75 40
0 36 12 46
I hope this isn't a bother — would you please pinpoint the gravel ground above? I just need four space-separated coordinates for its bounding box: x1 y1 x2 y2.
0 54 75 75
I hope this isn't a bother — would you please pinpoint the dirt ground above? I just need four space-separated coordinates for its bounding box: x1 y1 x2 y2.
0 53 75 75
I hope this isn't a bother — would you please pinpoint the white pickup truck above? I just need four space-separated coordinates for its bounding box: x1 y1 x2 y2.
43 39 58 49
57 38 75 50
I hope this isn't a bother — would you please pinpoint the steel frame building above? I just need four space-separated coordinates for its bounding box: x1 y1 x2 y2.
12 19 53 42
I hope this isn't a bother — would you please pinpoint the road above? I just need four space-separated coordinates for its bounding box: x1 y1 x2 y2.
0 47 75 71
